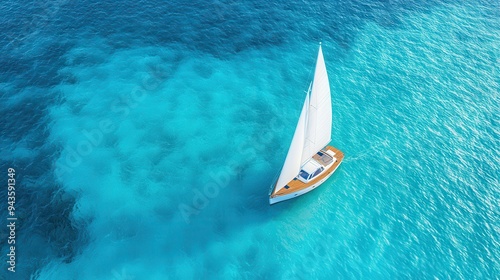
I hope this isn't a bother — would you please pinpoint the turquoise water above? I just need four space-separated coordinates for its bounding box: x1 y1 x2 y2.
1 0 499 279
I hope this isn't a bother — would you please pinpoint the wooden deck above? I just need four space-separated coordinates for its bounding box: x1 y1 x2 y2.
271 145 344 197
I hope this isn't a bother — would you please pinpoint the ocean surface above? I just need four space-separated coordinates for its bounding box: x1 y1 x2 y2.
0 0 499 279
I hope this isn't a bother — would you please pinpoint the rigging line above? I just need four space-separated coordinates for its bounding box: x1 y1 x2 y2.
303 46 317 94
343 138 390 163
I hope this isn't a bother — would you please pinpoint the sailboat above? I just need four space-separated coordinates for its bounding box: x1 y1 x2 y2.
269 43 344 205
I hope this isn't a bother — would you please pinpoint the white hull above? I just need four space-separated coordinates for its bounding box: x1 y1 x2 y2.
269 160 342 205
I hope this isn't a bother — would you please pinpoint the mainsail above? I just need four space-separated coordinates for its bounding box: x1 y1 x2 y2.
301 45 332 163
274 45 332 194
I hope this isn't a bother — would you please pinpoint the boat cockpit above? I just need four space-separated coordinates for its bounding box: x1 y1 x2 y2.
297 160 325 183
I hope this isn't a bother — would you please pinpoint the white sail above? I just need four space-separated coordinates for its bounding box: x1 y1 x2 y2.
301 45 332 163
274 44 332 194
274 94 309 194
